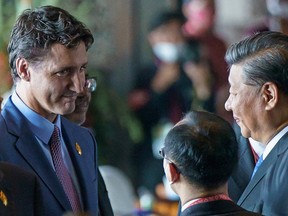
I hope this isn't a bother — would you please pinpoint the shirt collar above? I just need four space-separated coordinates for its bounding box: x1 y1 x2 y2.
249 138 265 157
263 125 288 159
11 91 61 144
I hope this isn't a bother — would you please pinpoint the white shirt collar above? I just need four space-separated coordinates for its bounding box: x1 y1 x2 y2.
249 138 265 157
263 126 288 160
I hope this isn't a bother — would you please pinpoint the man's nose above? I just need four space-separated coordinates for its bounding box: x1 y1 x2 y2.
224 95 231 111
72 72 85 93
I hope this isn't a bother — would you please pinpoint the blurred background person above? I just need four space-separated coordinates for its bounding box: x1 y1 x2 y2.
128 10 214 196
64 76 96 126
182 0 232 123
160 111 260 216
244 0 288 36
267 0 288 34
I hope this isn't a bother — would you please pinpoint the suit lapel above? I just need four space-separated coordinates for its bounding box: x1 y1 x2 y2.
61 117 97 211
15 133 71 210
2 99 71 211
238 133 288 205
233 124 255 185
236 136 255 181
229 136 255 202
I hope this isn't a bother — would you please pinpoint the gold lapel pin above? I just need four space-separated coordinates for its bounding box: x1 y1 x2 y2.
75 143 82 155
0 190 8 206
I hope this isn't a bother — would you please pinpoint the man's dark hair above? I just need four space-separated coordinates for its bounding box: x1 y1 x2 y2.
225 31 288 94
7 5 94 82
148 10 185 32
164 110 238 190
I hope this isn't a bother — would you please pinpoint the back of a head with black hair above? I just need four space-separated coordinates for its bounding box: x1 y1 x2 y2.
164 110 238 190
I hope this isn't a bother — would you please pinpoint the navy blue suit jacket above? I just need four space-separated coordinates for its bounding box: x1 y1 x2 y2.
0 98 98 216
237 131 288 215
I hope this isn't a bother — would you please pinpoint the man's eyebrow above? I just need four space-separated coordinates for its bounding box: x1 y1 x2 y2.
57 63 87 72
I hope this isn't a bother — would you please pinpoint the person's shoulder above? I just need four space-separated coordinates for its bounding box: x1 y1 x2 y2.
0 162 37 182
61 116 95 139
0 97 23 129
0 162 32 173
223 212 261 216
61 116 89 131
234 211 262 216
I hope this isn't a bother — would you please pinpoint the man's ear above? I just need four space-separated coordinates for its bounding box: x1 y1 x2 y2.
261 82 278 111
168 163 180 184
16 58 30 81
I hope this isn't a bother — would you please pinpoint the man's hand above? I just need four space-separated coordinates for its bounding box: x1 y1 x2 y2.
151 63 180 93
184 61 213 100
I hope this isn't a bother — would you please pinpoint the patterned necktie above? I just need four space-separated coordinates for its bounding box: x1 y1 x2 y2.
251 154 263 179
49 125 82 213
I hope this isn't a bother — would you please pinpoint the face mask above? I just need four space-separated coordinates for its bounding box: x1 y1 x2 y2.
152 42 184 63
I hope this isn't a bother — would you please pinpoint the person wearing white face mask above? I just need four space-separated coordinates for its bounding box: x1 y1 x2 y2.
152 42 185 64
128 10 215 198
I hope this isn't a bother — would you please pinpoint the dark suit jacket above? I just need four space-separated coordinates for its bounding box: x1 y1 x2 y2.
237 131 288 215
0 98 98 216
228 124 255 202
98 168 114 216
181 200 261 216
261 147 288 215
0 162 42 216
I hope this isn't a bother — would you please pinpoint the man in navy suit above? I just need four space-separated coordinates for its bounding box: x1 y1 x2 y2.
160 111 260 216
0 5 98 216
225 31 288 215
